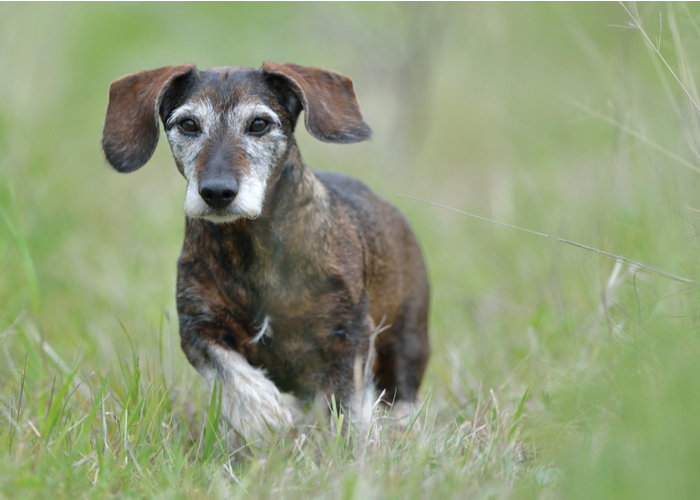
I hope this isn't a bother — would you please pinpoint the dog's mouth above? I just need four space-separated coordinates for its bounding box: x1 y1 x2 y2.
187 205 263 224
186 207 244 224
200 211 243 224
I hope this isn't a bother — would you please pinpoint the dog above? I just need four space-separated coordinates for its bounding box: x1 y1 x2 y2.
101 62 430 438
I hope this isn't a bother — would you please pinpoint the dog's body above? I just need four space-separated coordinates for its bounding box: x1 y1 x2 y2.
102 63 430 437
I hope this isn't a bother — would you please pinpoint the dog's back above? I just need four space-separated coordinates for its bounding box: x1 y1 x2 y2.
316 171 430 403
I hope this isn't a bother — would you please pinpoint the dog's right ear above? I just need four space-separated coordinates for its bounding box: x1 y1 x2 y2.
102 64 197 173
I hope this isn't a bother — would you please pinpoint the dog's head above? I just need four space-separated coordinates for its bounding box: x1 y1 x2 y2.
102 63 371 223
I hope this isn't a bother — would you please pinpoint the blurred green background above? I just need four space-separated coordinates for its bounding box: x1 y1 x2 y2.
3 2 700 498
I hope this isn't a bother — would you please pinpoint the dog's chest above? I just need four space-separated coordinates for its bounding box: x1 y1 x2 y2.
177 220 367 399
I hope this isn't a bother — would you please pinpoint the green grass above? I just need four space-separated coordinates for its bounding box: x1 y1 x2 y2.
3 2 700 498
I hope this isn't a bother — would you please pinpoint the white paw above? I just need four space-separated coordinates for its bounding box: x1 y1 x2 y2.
203 345 295 440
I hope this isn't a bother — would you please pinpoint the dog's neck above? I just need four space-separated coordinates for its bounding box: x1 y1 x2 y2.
261 140 329 222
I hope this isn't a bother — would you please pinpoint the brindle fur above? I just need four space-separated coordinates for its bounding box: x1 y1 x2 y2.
102 62 430 428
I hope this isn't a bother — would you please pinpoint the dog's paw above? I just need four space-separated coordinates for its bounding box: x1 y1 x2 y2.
389 400 422 432
204 345 296 440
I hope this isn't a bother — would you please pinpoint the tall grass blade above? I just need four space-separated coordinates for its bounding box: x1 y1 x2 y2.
0 196 41 314
202 377 222 462
507 384 530 441
43 368 78 442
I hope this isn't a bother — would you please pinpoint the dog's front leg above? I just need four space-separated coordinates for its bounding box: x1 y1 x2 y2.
179 322 294 441
203 344 295 439
320 315 377 435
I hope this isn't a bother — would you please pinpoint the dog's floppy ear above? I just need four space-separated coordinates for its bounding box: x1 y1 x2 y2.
261 62 372 144
102 64 197 173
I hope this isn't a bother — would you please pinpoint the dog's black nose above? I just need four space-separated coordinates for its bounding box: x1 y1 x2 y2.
199 179 238 210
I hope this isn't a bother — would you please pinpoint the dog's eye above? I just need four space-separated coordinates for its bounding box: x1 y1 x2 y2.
179 119 199 134
248 118 270 135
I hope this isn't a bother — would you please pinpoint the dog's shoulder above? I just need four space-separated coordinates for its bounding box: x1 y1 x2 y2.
315 170 408 228
313 169 418 264
314 170 388 217
314 170 370 197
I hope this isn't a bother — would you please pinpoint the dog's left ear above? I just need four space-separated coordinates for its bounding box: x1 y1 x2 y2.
261 62 372 144
102 64 197 173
